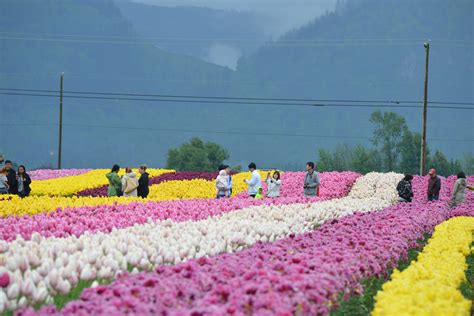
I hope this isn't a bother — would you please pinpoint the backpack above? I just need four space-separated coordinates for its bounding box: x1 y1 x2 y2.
124 177 138 194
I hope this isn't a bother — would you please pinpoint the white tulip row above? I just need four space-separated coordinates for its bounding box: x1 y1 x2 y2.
0 172 402 312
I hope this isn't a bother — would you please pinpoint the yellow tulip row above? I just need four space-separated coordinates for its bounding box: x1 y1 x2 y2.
29 168 174 196
372 216 474 316
147 171 268 200
0 171 267 217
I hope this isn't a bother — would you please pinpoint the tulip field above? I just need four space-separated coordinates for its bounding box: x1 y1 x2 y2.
0 169 473 315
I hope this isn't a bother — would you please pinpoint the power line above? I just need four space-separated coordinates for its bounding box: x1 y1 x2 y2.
1 91 473 110
0 32 471 44
2 122 473 142
0 87 421 104
3 88 473 106
3 36 472 47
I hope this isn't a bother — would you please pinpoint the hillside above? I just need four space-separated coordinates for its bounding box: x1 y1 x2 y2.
0 0 234 168
234 0 473 162
114 0 267 69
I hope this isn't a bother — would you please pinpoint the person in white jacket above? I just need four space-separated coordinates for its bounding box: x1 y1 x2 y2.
244 162 261 198
216 169 230 199
266 170 281 198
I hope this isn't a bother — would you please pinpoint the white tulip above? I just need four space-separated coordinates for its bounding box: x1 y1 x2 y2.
33 286 48 303
7 283 20 300
79 264 96 281
57 280 71 295
98 267 113 280
18 296 27 308
0 291 7 313
7 299 17 311
21 278 35 297
0 241 8 254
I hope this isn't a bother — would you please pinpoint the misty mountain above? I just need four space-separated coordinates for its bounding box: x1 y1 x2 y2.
114 0 267 69
234 0 473 161
0 0 472 170
0 0 235 169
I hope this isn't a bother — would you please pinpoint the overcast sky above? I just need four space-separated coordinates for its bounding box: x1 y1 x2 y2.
133 0 338 37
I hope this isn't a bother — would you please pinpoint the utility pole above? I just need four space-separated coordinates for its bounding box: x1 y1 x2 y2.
420 42 430 176
58 72 64 169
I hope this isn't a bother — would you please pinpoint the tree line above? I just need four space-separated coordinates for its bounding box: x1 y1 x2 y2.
316 111 473 176
165 111 473 176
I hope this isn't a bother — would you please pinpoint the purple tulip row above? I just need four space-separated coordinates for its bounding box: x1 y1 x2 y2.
0 172 360 242
21 199 467 316
75 172 219 197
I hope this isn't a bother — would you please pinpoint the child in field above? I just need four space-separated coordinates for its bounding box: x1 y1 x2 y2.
255 187 264 199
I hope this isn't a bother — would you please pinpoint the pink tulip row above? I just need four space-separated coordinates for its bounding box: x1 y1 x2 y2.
28 170 92 181
21 197 469 315
0 172 360 242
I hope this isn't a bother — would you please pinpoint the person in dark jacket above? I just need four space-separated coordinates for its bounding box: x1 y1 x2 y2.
4 160 18 194
427 168 441 201
137 165 150 198
304 162 320 197
17 165 32 197
397 174 413 202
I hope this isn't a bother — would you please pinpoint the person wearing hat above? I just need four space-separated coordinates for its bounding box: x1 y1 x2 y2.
137 165 150 198
427 168 441 201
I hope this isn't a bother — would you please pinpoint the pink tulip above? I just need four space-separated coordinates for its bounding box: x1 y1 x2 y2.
0 272 9 288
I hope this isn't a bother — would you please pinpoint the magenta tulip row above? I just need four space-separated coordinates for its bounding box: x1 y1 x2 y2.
21 199 468 316
0 172 360 242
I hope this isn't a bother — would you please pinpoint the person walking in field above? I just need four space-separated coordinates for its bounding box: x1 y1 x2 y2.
304 162 320 197
244 162 261 198
122 167 139 197
16 165 32 198
137 165 150 198
266 170 281 198
397 174 414 202
427 168 441 201
450 172 472 207
106 164 122 197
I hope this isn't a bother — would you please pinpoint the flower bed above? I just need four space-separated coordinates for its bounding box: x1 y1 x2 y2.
1 172 396 310
0 171 358 218
1 171 472 315
17 200 458 315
